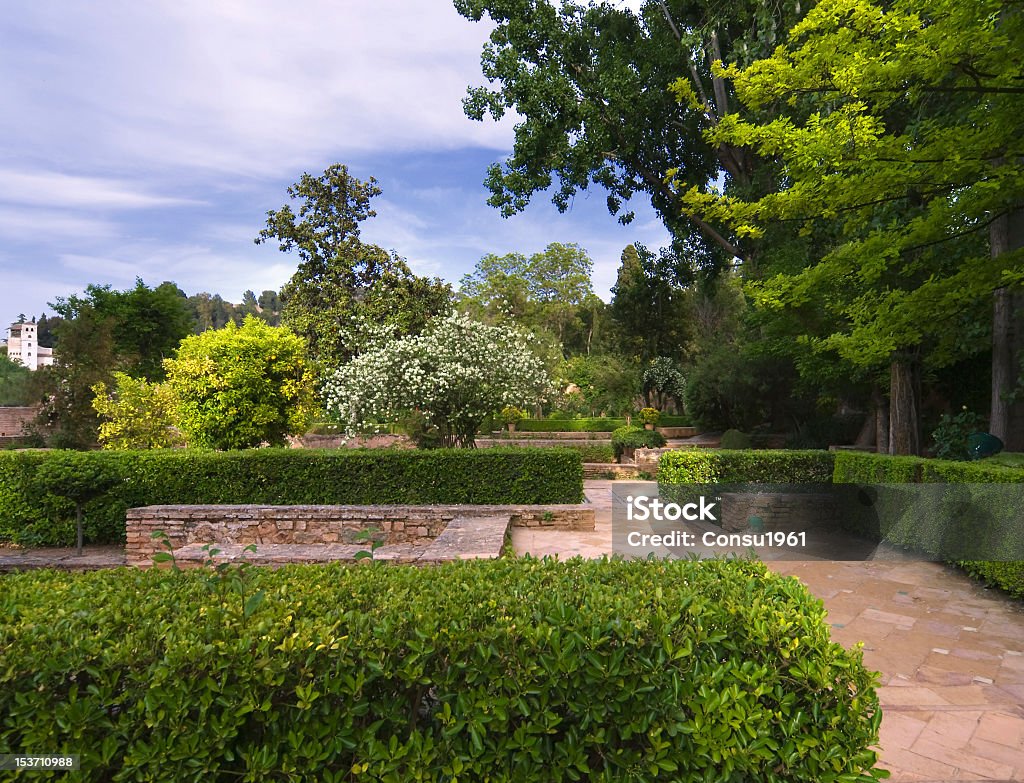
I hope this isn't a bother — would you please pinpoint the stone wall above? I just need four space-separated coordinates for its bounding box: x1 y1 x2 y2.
719 492 837 533
0 406 37 442
126 503 595 566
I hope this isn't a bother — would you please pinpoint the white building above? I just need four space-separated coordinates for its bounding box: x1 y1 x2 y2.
6 321 54 370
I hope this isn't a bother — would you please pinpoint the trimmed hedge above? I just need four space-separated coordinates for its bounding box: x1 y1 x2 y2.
658 449 836 484
0 448 584 547
517 416 690 433
0 558 884 782
557 443 616 463
611 426 667 459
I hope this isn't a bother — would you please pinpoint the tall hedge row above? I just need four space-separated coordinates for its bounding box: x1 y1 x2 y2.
0 448 583 547
0 558 884 782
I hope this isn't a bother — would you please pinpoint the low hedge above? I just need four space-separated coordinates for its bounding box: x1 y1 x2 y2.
0 558 884 782
0 448 584 547
518 416 690 433
611 426 667 459
658 449 836 484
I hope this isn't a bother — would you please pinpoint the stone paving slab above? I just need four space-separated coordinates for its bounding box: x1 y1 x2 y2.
0 544 125 571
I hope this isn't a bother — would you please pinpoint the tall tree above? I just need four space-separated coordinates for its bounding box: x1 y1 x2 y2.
610 243 694 362
257 164 451 368
679 0 1024 452
455 0 811 265
51 279 193 381
458 242 595 351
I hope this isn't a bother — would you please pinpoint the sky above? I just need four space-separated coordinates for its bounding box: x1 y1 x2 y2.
0 0 671 328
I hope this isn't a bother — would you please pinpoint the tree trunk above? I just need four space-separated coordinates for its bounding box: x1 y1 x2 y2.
989 208 1024 449
888 357 921 456
873 386 889 455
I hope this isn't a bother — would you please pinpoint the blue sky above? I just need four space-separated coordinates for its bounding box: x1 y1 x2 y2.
0 0 670 326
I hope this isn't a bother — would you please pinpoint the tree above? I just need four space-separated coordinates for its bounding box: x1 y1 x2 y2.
33 308 120 449
323 314 550 447
610 244 695 362
677 0 1024 452
35 452 119 554
0 351 32 406
52 279 193 381
456 0 811 264
91 372 184 450
458 243 594 350
163 317 317 450
257 164 452 367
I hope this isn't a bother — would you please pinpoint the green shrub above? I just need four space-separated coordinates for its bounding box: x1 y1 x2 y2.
638 407 660 426
517 415 689 433
0 558 884 782
719 429 752 449
930 408 987 461
658 449 835 484
557 443 615 463
956 560 1024 598
832 452 925 484
610 426 666 460
0 448 583 547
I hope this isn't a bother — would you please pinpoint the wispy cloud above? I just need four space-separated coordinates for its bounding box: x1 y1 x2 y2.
0 170 203 210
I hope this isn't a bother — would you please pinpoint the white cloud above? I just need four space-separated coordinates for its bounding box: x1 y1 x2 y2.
0 207 115 241
0 170 203 210
0 1 513 179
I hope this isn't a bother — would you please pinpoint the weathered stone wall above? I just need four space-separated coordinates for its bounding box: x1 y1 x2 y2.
126 503 595 566
0 406 37 442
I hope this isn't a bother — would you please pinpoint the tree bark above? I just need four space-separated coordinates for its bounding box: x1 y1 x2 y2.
888 357 920 456
989 207 1024 449
873 386 889 455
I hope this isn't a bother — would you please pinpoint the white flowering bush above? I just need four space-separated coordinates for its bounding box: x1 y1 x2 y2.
323 313 550 447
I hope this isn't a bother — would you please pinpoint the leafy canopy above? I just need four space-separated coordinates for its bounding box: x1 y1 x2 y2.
91 373 184 450
163 316 317 450
257 163 452 368
675 0 1024 370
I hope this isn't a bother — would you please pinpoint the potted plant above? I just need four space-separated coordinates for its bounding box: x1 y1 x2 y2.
500 406 527 433
639 407 661 430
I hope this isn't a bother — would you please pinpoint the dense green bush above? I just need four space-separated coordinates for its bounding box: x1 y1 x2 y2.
719 429 752 449
611 426 666 460
956 560 1024 598
556 443 616 463
658 449 835 484
517 415 689 433
0 558 884 782
832 452 925 484
0 448 583 547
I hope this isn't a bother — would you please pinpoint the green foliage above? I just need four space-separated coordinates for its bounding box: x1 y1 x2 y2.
0 351 32 406
91 373 184 450
33 307 120 450
164 317 317 450
956 561 1024 599
611 426 666 460
554 443 616 464
680 0 1023 379
499 406 528 425
641 357 686 411
0 557 884 782
324 314 550 448
659 450 836 484
683 346 769 431
516 416 690 433
554 353 640 417
930 409 988 461
257 163 452 367
456 0 809 261
458 243 597 353
0 448 583 547
831 452 925 484
639 407 661 426
52 279 193 381
720 429 753 450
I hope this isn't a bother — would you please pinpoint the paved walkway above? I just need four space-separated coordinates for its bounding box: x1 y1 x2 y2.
3 482 1023 779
